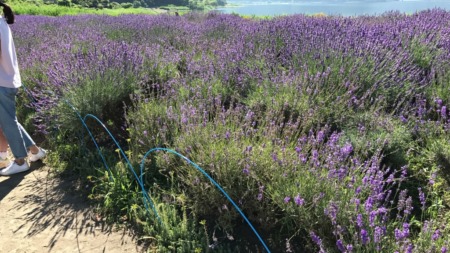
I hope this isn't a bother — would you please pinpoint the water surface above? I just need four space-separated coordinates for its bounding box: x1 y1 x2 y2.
217 0 450 16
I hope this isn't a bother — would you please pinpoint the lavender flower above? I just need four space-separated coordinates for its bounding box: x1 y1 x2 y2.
418 187 426 209
441 106 447 119
373 226 385 243
399 115 408 123
429 172 436 185
257 185 265 201
225 130 230 140
257 193 263 201
395 223 410 241
397 189 408 214
360 229 369 245
340 143 353 158
336 239 345 252
365 196 374 213
356 213 363 228
284 196 291 203
403 196 413 216
324 202 339 225
394 227 401 241
346 244 353 252
432 229 441 241
294 194 304 206
317 130 325 143
242 164 250 175
271 152 278 162
402 223 410 238
310 231 322 246
406 244 414 253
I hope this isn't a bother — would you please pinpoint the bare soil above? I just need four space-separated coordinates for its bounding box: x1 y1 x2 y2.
0 161 145 253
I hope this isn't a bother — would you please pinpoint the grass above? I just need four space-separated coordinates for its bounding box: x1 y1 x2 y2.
11 2 167 16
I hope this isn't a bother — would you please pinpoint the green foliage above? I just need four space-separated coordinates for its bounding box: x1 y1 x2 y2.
91 162 141 222
110 1 122 9
143 204 209 253
11 1 164 15
127 98 179 149
407 135 450 204
141 172 226 252
409 35 439 71
344 111 413 166
9 0 226 15
120 2 132 8
49 63 140 145
404 137 450 252
57 0 72 6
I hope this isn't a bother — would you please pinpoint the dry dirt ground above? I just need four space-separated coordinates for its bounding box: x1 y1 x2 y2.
0 161 145 253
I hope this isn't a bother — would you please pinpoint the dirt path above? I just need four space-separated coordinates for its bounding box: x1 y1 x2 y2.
0 162 145 253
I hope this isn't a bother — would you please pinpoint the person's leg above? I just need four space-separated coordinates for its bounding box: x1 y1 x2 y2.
17 123 40 154
18 122 46 161
1 124 41 156
0 128 9 168
0 87 46 172
0 87 28 159
0 87 29 174
0 128 8 153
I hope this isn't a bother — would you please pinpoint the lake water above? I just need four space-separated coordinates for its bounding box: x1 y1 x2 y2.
217 0 450 17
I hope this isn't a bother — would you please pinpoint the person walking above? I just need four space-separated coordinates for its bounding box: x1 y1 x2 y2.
0 2 46 175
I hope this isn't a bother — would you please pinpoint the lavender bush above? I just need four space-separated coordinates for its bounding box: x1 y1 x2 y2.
13 10 450 252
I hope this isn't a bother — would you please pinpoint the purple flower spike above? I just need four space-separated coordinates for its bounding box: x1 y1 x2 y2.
399 115 408 123
284 196 291 203
360 229 369 245
225 130 230 140
336 239 345 252
257 193 263 201
432 229 441 241
441 106 447 119
310 231 322 246
294 194 304 206
418 187 426 209
406 244 413 253
346 244 353 252
340 143 353 158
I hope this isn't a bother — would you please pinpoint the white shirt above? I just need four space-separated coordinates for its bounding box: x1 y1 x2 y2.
0 17 21 88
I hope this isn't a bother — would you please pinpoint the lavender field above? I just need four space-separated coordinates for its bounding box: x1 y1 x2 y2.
13 10 450 252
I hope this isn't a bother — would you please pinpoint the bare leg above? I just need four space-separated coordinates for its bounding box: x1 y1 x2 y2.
28 145 40 155
0 128 8 153
0 128 40 163
0 129 9 168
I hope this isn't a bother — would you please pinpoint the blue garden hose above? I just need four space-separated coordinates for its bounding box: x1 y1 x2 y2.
23 85 271 252
140 147 271 253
